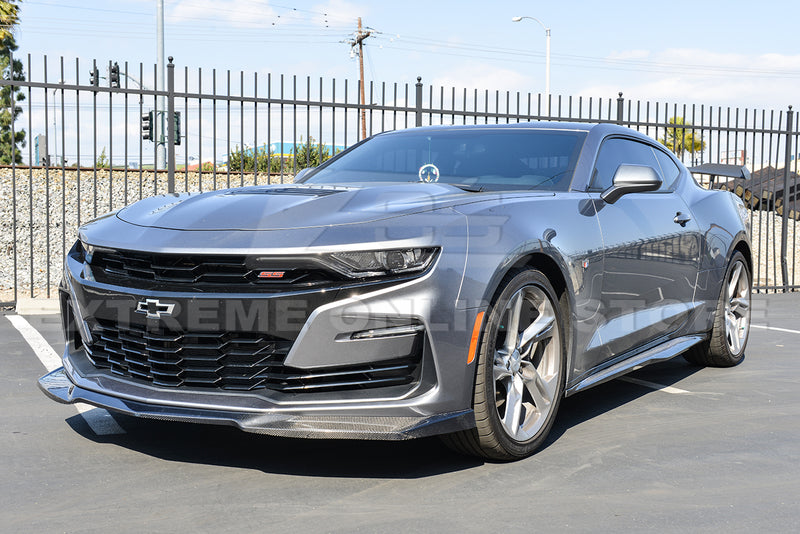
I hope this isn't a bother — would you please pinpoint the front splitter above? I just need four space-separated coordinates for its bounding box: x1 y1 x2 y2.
38 367 474 440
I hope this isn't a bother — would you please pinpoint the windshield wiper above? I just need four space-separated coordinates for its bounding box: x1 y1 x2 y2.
446 183 485 193
529 170 571 189
409 180 484 192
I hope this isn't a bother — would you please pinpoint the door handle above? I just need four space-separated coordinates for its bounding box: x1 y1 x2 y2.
674 212 691 227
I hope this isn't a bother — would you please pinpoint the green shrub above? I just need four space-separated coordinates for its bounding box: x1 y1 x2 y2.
227 137 336 173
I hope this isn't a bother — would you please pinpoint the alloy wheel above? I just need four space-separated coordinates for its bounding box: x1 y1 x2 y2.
725 260 750 355
492 285 561 441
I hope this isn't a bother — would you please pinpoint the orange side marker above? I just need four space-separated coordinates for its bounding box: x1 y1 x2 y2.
467 311 485 364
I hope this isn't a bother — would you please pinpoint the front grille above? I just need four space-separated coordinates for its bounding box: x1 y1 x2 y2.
88 248 340 292
84 319 421 393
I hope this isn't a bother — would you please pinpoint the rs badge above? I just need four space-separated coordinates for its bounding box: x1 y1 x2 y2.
257 271 285 279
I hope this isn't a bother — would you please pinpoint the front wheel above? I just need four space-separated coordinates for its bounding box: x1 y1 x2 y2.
442 268 566 461
685 251 751 367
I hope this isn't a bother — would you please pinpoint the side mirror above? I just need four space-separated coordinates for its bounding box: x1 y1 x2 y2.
600 164 662 204
294 167 315 182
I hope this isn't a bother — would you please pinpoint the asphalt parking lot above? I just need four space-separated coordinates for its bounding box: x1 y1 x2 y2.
2 293 799 533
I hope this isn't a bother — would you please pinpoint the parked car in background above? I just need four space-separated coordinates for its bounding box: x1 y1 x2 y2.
40 122 751 460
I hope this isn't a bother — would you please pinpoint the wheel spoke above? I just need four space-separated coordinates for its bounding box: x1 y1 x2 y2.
730 297 749 317
520 361 554 410
493 351 512 381
503 292 523 353
726 314 741 353
728 262 742 299
518 313 554 351
501 375 524 437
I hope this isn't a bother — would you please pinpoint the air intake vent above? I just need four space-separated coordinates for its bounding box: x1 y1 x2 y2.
84 319 422 393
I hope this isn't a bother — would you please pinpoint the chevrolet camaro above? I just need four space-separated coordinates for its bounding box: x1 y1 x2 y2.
39 122 752 460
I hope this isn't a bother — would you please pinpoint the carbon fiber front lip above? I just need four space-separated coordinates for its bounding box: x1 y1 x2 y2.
38 367 474 440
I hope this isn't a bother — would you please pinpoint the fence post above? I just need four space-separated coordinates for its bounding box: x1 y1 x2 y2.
415 77 423 127
167 56 175 193
780 105 794 292
9 50 18 305
616 92 625 125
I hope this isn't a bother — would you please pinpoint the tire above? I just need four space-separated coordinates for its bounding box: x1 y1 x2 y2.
442 268 566 461
684 251 751 367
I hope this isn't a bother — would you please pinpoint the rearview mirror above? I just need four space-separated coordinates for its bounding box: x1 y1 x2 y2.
600 164 662 204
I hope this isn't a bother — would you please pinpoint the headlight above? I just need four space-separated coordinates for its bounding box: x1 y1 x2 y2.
322 247 439 278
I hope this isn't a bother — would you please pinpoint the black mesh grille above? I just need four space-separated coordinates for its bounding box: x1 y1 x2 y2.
88 248 340 292
84 319 421 392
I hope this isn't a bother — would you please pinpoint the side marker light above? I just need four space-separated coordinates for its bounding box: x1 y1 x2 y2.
467 311 486 364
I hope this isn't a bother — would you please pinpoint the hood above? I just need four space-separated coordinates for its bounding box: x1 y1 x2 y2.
116 183 482 231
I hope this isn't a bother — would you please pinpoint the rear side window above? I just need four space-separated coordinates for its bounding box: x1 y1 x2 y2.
590 138 659 191
653 148 681 189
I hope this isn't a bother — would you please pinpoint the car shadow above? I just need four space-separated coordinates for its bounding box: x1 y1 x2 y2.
65 413 482 478
64 357 704 478
540 357 705 451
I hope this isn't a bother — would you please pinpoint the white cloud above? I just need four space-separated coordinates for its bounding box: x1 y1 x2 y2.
577 48 800 110
429 65 536 95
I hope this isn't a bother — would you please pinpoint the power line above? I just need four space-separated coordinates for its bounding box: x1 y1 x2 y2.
19 2 800 81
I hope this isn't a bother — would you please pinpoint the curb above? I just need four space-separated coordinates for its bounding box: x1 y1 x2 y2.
15 298 60 315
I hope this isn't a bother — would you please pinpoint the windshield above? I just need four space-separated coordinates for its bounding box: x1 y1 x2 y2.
302 128 586 191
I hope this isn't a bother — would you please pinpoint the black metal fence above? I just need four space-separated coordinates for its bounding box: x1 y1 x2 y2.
1 54 798 304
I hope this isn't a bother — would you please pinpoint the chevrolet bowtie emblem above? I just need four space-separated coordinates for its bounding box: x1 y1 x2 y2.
135 298 176 319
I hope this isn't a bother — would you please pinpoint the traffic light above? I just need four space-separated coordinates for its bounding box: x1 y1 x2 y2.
173 111 181 145
110 62 120 88
89 66 99 87
141 111 153 141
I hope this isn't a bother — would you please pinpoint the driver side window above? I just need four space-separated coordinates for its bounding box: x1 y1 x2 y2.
590 138 660 191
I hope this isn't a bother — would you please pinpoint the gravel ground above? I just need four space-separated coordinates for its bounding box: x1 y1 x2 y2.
0 167 293 302
749 211 799 289
1 167 798 302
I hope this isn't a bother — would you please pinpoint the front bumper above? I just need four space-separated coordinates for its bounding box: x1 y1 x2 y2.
46 215 483 440
39 366 474 440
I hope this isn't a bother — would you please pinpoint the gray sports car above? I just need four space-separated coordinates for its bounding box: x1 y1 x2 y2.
40 122 752 460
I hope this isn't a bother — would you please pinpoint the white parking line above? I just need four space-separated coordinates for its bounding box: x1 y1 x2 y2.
617 376 691 395
6 315 63 372
751 324 800 335
7 314 126 436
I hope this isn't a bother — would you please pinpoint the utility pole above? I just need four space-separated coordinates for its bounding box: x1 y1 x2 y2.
349 18 372 140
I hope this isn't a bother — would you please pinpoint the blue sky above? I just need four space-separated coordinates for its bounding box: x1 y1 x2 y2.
13 0 799 111
9 0 799 166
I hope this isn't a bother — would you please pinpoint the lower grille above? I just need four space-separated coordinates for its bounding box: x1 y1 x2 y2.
83 319 421 393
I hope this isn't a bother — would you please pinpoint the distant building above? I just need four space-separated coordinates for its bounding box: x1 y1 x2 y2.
721 149 750 167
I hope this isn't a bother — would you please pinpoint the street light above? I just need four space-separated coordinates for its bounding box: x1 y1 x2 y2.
512 15 551 115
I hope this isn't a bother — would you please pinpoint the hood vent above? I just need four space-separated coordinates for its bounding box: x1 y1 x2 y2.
225 186 348 197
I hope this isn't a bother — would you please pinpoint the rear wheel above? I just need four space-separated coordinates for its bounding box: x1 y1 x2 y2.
442 268 566 461
685 251 751 367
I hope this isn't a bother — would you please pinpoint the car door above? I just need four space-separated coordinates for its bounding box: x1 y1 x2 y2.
587 137 701 368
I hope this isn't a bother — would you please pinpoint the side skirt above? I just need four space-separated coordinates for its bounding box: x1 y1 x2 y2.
565 334 706 396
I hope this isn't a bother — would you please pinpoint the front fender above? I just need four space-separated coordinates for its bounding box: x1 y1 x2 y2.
453 193 605 388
